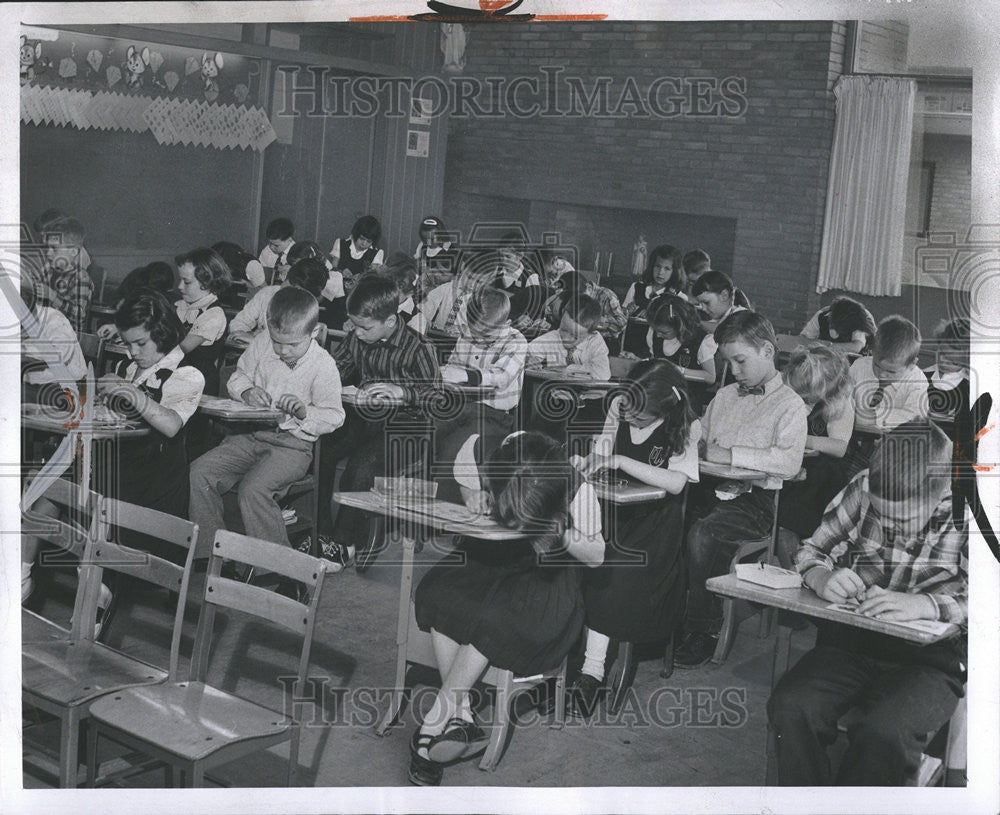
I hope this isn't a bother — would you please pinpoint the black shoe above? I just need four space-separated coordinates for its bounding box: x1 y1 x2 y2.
672 632 718 669
408 731 443 786
566 673 604 721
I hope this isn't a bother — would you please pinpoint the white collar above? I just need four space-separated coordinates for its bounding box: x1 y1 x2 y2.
177 293 217 317
131 345 184 387
931 369 966 391
647 328 681 356
629 417 665 445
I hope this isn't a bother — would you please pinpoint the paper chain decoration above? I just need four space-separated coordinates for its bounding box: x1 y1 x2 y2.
21 83 276 152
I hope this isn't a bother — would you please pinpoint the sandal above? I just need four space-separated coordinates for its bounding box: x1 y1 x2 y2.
426 717 489 764
408 731 443 786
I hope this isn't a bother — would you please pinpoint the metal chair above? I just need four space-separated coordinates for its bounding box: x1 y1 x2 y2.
85 530 330 787
22 497 198 787
76 332 106 376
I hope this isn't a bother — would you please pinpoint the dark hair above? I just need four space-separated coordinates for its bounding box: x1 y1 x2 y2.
467 287 511 329
285 258 328 300
44 216 85 247
868 419 952 503
176 247 233 295
482 432 578 558
210 242 255 284
648 294 702 346
873 315 921 365
115 266 153 305
351 215 381 244
644 244 684 292
562 292 602 331
828 296 876 339
114 290 185 353
934 317 971 368
143 261 175 293
555 270 586 297
379 251 419 297
346 271 399 321
683 249 711 277
620 359 695 458
267 286 319 334
33 208 67 238
287 240 323 265
265 218 294 241
714 309 777 352
691 269 735 298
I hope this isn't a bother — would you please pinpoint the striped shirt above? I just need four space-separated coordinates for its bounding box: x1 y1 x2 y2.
849 356 928 433
588 284 628 338
795 471 967 626
332 318 441 407
445 325 527 411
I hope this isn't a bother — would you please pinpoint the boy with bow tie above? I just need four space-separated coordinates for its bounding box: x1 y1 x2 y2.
674 310 808 668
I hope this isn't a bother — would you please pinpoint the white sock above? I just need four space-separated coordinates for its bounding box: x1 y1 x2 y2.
456 693 473 723
581 628 610 681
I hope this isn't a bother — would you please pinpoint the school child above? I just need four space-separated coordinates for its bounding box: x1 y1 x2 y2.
287 240 324 266
253 217 296 287
690 270 750 357
526 294 611 381
800 295 876 355
493 231 543 324
326 214 385 293
320 273 441 568
228 258 329 346
674 311 808 668
377 252 423 328
775 347 854 563
767 420 966 786
563 270 629 355
211 242 263 308
682 248 711 279
174 247 232 396
435 288 528 498
39 216 93 333
409 431 604 786
566 360 701 717
417 249 498 336
622 244 684 316
97 262 176 341
413 215 457 298
540 249 576 288
840 315 929 483
20 268 86 389
189 287 345 554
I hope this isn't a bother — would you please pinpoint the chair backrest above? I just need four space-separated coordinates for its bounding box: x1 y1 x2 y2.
77 331 106 373
80 497 199 673
218 364 238 397
315 322 329 349
21 477 100 561
191 530 329 700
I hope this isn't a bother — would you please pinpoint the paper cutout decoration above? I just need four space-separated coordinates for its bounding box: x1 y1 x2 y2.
233 83 248 105
164 70 179 92
106 65 121 88
148 51 164 74
86 50 102 73
58 58 77 79
184 56 200 75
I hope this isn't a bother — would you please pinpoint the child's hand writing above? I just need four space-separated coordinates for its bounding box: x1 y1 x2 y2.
463 489 492 516
275 394 307 420
360 382 406 403
241 387 271 408
856 585 936 621
808 567 866 604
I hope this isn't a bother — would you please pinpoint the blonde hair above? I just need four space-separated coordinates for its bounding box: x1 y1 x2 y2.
782 345 850 424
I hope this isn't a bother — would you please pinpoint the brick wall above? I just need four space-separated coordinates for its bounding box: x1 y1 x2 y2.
442 21 846 331
853 20 909 73
926 133 972 233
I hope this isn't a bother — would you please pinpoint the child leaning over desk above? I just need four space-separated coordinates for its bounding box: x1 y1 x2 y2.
768 420 967 786
188 287 344 555
674 310 807 669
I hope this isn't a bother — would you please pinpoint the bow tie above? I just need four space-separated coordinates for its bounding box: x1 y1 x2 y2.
737 384 765 397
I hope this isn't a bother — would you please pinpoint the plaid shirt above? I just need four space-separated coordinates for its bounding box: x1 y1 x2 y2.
795 471 968 626
43 264 94 333
446 325 527 411
588 284 628 338
332 318 441 408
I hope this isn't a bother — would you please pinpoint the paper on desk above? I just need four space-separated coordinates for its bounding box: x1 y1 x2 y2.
734 563 802 589
824 603 954 635
392 498 496 527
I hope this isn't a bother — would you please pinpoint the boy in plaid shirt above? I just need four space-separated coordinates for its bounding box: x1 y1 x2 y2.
768 420 967 785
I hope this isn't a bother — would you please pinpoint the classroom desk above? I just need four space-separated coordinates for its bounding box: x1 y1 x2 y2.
588 474 668 504
523 366 619 388
706 572 960 784
196 395 283 422
101 341 130 374
331 491 523 736
339 383 497 408
698 460 769 481
87 303 116 333
22 402 150 440
773 334 860 365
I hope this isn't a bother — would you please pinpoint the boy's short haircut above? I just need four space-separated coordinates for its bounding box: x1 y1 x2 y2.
285 258 329 300
351 215 381 243
115 290 185 353
467 287 511 329
175 247 233 295
498 231 526 249
379 252 418 296
691 269 735 297
873 315 921 365
683 249 711 275
287 240 323 265
48 217 86 246
868 419 952 503
265 218 295 241
33 208 67 238
346 271 399 322
563 293 602 331
714 309 777 352
267 286 319 335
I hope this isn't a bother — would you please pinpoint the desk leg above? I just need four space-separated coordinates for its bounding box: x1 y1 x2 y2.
764 623 793 784
375 530 415 736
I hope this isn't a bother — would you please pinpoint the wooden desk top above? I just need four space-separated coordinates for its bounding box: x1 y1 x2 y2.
197 395 283 422
340 383 496 408
590 476 668 504
22 403 150 439
706 573 960 645
774 333 859 358
333 491 523 540
524 366 617 387
699 460 769 481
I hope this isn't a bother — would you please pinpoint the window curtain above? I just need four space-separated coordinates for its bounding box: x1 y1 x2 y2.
817 75 916 296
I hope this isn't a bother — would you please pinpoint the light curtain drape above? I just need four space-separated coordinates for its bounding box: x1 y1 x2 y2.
817 75 916 296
